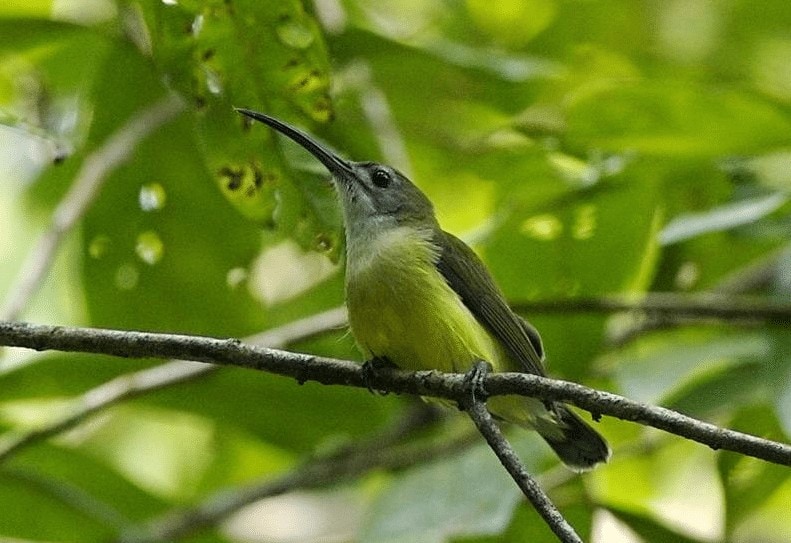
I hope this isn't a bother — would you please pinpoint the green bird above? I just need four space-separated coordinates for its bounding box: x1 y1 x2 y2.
237 109 610 471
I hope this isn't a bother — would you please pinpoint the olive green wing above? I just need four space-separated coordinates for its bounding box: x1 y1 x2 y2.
435 231 546 376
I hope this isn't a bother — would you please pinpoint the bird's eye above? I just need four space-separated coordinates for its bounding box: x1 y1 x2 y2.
372 168 392 188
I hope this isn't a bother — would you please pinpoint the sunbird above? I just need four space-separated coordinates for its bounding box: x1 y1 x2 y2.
237 109 610 471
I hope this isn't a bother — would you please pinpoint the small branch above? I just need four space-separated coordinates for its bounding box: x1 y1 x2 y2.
1 321 789 466
0 93 185 322
0 307 347 463
484 373 791 466
114 420 476 543
713 250 784 294
0 361 211 463
463 397 581 543
512 293 791 324
2 467 133 530
245 306 347 346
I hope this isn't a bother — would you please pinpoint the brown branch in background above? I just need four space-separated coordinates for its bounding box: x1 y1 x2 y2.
1 321 788 466
512 288 791 347
2 467 133 530
512 292 791 324
0 361 211 463
578 252 787 344
245 306 347 346
113 415 474 543
713 250 784 294
0 307 347 463
0 93 185 322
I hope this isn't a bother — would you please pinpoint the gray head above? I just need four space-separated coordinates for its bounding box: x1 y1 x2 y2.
236 109 437 232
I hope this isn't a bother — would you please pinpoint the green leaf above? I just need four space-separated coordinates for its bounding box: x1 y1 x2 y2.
718 406 791 533
359 439 542 542
0 18 93 51
608 327 770 406
0 444 165 541
0 467 111 541
485 171 663 378
130 0 343 259
455 488 593 543
590 440 724 541
744 150 791 192
0 1 54 19
664 328 791 418
566 82 791 157
607 506 707 543
728 476 791 543
721 456 791 534
59 42 269 336
767 329 791 436
0 19 110 173
466 0 557 48
136 367 397 453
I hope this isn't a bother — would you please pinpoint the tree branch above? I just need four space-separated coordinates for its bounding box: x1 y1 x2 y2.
2 467 133 531
512 292 791 324
114 417 475 543
462 387 582 543
485 373 791 465
0 361 211 463
1 321 788 466
0 307 348 463
0 93 185 322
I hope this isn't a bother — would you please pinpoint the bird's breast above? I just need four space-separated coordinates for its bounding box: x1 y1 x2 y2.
345 226 504 372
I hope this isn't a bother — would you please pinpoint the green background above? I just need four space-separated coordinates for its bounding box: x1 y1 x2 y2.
1 0 790 541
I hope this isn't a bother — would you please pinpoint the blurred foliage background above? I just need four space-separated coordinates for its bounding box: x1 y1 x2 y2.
1 0 791 541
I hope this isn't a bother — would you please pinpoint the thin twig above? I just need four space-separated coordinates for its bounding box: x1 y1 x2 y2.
713 250 784 294
512 293 791 324
0 361 210 463
0 307 347 463
113 421 476 543
464 398 581 543
1 321 789 466
246 306 347 345
600 252 788 343
0 93 185 322
2 467 134 530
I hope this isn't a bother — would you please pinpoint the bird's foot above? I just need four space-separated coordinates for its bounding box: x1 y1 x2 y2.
462 360 492 408
362 356 398 395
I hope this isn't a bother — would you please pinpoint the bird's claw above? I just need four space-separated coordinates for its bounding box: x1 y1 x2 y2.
462 360 491 407
362 356 397 395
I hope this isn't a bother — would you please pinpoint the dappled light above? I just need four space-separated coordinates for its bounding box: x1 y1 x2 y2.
1 0 790 542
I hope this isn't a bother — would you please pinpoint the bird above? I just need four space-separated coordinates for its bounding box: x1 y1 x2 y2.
237 108 610 471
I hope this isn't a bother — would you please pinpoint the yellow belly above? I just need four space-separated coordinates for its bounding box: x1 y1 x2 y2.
345 226 507 373
345 226 549 430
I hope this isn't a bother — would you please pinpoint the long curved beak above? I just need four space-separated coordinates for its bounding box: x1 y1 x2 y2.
236 108 355 179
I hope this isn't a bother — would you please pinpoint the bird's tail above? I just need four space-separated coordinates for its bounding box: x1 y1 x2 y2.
536 404 611 472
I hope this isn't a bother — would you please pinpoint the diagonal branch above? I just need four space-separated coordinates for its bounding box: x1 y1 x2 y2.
113 416 475 543
1 321 788 467
0 93 185 322
0 307 347 463
462 387 582 543
0 361 211 463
